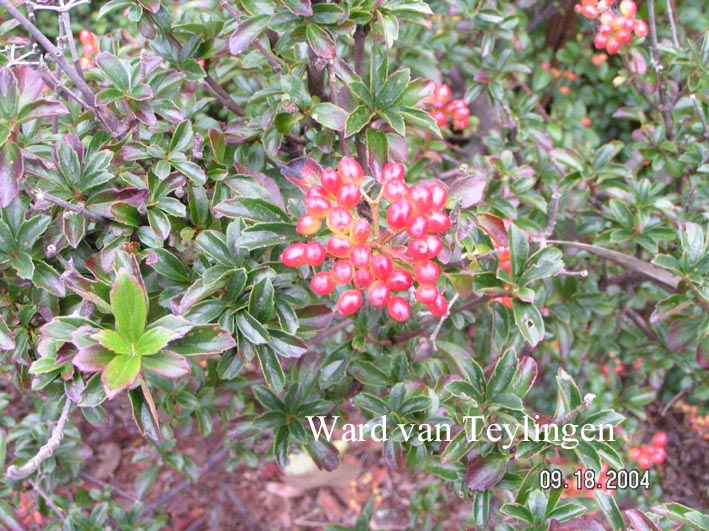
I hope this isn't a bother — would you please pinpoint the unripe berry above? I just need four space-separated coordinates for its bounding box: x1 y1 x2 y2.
368 281 391 307
320 168 342 195
281 243 307 267
337 289 363 315
332 260 354 284
427 211 452 233
336 183 361 209
297 214 322 235
652 431 668 447
429 183 448 209
305 195 331 218
382 162 406 182
408 185 433 213
351 246 372 269
386 269 413 291
304 241 326 266
354 268 373 288
619 0 637 17
413 260 440 284
372 254 393 280
326 236 352 258
634 19 648 38
79 56 93 69
386 199 413 230
327 207 353 234
424 235 443 258
350 218 371 245
337 157 364 184
408 239 430 261
387 296 411 322
427 293 448 317
383 179 409 202
407 215 429 239
415 284 439 304
311 272 335 295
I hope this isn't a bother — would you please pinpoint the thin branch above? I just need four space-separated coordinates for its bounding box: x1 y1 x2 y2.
30 189 107 224
79 473 142 504
686 280 709 313
690 94 709 141
0 0 127 137
646 0 675 140
29 480 64 519
666 0 680 48
218 0 282 72
429 293 460 350
541 191 561 238
202 73 246 116
6 400 72 480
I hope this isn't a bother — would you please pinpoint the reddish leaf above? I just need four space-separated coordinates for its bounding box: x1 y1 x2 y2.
229 15 271 56
477 213 509 248
697 332 709 369
277 157 323 193
0 141 22 207
465 455 508 491
448 176 486 208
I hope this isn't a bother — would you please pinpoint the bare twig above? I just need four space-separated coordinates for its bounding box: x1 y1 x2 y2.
646 0 675 140
29 480 64 518
30 189 107 224
542 191 561 238
690 94 709 141
79 473 142 504
666 0 681 48
222 487 259 531
6 400 72 480
353 25 368 77
0 0 127 137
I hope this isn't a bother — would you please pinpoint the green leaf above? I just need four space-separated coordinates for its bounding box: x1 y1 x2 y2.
249 278 275 322
102 354 141 398
141 352 190 377
95 329 133 355
594 491 625 530
257 346 285 392
10 252 34 280
310 103 349 132
345 105 373 137
165 325 236 356
508 224 529 281
512 300 545 347
111 270 148 344
236 312 270 345
172 160 207 185
0 315 15 351
551 148 584 172
306 24 335 59
485 348 517 399
127 386 160 440
136 326 179 356
229 15 272 55
169 120 194 154
376 69 410 108
96 53 131 91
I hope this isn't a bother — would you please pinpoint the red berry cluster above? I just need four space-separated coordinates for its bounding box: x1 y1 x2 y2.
492 247 513 308
575 0 648 55
629 431 668 469
78 29 98 69
280 158 451 322
423 82 470 130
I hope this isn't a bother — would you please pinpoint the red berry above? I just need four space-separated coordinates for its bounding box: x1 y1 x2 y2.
304 241 326 266
452 107 469 122
281 243 307 267
426 211 451 233
354 268 373 288
445 99 467 113
83 42 98 56
594 33 609 49
619 0 637 17
368 281 391 307
427 293 448 317
337 157 364 184
652 432 668 447
326 207 353 234
336 183 361 209
311 272 335 295
382 162 406 182
637 455 652 469
307 186 327 199
415 284 439 304
429 183 447 209
616 30 632 45
433 84 451 105
337 289 363 315
332 260 354 284
453 117 469 130
432 111 448 127
371 254 393 280
326 236 352 258
581 5 598 18
387 296 411 322
297 214 322 235
386 199 413 230
351 246 371 269
424 235 443 258
606 38 621 55
408 239 430 261
407 215 429 239
386 269 413 292
634 19 648 38
305 195 331 218
413 260 440 284
350 218 371 245
320 168 342 195
651 446 666 464
383 179 409 202
79 29 94 45
629 447 642 461
408 185 433 213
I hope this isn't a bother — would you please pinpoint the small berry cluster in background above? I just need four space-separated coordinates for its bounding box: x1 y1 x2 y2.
563 464 615 498
280 158 451 321
423 82 470 130
575 0 649 54
78 29 97 69
629 431 668 469
673 400 709 440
